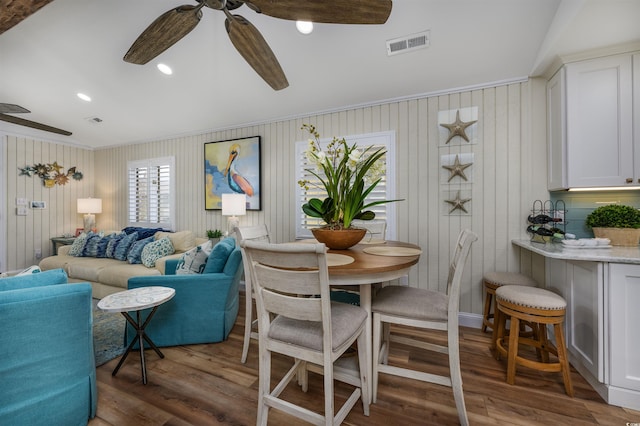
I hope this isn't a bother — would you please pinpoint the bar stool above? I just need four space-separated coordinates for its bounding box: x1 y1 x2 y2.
494 285 574 397
482 271 537 332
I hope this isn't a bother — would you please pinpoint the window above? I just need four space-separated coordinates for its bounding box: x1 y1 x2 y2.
128 157 175 230
295 131 397 239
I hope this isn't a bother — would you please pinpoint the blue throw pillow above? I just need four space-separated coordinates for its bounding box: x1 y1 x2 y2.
68 232 91 256
127 236 155 264
114 232 138 261
81 234 103 257
121 226 164 240
105 233 125 258
203 238 235 274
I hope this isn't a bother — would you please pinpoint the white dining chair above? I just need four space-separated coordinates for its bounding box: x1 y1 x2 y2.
241 240 370 426
235 224 270 364
371 229 477 426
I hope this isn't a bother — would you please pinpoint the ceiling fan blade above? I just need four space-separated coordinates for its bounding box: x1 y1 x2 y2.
245 0 392 24
124 5 204 65
225 15 289 91
0 103 30 114
0 113 72 136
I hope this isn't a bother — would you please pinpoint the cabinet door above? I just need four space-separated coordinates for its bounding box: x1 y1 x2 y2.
565 54 633 188
547 68 567 190
567 261 603 382
608 263 640 391
634 54 640 180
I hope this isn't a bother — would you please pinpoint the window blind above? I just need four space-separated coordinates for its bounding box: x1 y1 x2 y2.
127 157 175 230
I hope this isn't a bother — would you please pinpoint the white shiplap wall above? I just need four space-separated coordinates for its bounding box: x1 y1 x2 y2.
2 78 549 316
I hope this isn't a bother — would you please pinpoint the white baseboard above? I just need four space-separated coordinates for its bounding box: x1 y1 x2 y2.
459 312 483 329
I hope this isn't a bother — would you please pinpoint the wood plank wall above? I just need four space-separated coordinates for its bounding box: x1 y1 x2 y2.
2 78 550 318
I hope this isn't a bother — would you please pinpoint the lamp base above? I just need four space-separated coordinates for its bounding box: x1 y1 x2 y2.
83 214 96 233
226 216 240 236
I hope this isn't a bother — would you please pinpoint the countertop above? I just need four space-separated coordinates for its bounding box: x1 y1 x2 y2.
512 239 640 264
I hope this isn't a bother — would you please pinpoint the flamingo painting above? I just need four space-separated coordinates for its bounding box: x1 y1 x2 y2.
224 143 255 197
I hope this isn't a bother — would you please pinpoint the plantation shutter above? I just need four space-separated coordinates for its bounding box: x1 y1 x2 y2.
128 157 175 230
295 131 397 239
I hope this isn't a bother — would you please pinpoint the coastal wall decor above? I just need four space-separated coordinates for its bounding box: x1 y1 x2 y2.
443 190 472 215
204 136 261 210
19 162 83 187
441 153 474 183
438 107 478 145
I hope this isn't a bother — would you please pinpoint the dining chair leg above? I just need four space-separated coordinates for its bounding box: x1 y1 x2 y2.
372 312 382 404
241 290 253 364
323 355 335 426
448 324 469 426
357 330 370 416
257 347 270 426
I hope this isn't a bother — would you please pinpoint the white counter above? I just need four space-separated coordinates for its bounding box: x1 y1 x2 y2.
512 239 640 264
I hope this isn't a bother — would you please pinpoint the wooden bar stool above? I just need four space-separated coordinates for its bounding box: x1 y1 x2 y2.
482 271 537 332
494 285 574 397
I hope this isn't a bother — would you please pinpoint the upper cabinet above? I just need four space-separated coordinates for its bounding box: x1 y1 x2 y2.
547 53 635 190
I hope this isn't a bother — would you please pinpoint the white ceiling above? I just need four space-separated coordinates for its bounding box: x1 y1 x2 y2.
0 0 639 149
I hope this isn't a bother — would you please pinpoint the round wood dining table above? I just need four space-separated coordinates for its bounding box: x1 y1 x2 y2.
325 240 422 403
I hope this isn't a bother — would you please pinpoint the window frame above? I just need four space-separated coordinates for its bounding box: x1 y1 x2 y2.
294 130 397 240
127 156 176 230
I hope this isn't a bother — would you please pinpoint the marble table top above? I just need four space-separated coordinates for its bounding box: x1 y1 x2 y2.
513 239 640 264
97 286 175 313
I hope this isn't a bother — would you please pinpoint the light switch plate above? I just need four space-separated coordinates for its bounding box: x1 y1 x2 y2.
16 207 28 216
16 198 28 206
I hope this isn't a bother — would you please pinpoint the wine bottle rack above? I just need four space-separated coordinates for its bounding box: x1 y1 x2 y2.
527 199 567 243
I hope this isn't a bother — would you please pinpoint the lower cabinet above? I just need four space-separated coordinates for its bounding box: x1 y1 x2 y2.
607 264 640 393
546 259 603 381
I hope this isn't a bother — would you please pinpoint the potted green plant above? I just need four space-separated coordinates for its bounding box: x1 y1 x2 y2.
297 124 402 249
206 229 223 244
585 204 640 246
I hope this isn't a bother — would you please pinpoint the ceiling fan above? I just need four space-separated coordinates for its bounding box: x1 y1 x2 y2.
123 0 393 91
0 103 72 136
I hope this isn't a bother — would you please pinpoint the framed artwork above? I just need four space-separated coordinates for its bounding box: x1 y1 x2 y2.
31 201 46 209
75 228 84 237
204 136 261 210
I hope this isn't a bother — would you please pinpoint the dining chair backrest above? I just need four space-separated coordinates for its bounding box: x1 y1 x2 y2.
445 229 478 322
235 224 271 363
242 241 331 328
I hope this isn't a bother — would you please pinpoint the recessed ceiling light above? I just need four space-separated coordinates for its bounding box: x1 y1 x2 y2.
157 63 173 75
77 93 91 102
296 20 313 35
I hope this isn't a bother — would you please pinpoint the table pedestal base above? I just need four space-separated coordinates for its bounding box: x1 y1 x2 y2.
112 307 164 385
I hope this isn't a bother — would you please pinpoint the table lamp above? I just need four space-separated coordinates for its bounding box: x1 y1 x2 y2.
222 193 246 236
77 197 102 232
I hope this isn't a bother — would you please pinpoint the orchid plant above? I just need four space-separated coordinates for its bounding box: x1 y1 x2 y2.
298 124 400 230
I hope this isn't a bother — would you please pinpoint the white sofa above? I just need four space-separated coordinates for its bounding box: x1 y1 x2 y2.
39 230 206 299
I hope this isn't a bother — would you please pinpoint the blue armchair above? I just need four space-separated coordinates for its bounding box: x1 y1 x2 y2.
127 238 243 347
0 269 97 426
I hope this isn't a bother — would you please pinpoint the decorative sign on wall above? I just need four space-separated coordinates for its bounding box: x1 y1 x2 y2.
19 162 83 187
438 107 478 145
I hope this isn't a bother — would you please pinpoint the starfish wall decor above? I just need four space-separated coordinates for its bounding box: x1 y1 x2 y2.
439 109 477 144
445 190 472 214
442 154 473 182
19 162 83 187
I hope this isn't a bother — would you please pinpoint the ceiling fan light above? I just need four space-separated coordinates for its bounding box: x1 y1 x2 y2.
296 20 313 35
77 93 91 102
157 63 173 75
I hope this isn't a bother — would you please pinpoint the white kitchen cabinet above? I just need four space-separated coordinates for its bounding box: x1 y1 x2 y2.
547 53 634 190
607 264 640 394
546 258 603 381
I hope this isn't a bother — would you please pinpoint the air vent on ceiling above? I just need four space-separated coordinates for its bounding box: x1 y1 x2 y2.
85 117 103 124
386 30 430 56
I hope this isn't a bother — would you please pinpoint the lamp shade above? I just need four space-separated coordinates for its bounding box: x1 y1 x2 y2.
222 193 246 216
77 198 102 214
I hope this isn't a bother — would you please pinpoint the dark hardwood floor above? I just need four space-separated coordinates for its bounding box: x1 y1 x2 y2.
89 293 640 425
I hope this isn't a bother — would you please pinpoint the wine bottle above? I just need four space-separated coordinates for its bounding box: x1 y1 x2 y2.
527 225 565 240
527 214 562 224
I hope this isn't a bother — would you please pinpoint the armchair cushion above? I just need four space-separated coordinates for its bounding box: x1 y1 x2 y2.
0 268 67 291
203 238 235 274
175 240 213 275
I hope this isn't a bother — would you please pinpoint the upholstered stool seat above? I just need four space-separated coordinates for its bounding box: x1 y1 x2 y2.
482 271 537 332
494 285 573 397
